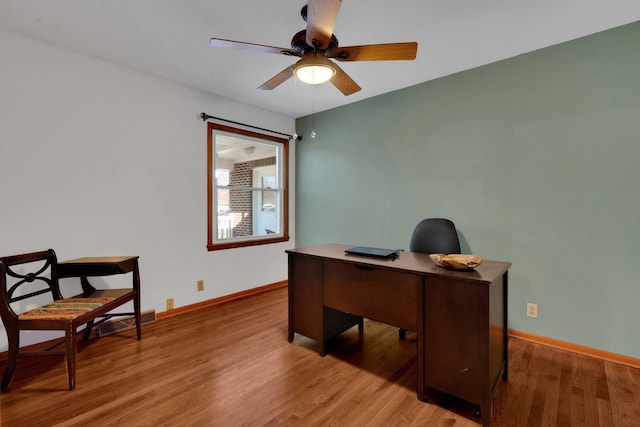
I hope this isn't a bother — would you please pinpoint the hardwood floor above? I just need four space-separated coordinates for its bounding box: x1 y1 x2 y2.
1 287 638 426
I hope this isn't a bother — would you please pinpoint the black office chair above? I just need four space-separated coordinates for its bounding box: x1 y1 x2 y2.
409 218 461 255
400 218 461 339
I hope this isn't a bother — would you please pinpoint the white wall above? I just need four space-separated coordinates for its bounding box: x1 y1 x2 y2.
0 29 296 351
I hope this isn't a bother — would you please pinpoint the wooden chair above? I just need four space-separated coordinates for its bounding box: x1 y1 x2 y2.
0 249 141 390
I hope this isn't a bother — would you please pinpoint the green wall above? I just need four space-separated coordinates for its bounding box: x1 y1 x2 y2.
295 22 640 358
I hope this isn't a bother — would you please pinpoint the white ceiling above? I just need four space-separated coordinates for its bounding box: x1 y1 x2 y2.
1 1 639 118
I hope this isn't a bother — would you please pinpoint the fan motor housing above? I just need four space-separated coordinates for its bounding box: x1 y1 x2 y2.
290 30 339 54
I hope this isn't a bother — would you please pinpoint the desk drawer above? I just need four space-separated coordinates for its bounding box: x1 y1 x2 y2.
324 261 420 330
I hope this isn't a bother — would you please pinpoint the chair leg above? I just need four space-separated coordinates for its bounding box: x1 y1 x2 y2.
134 263 142 340
82 320 94 341
1 326 20 390
65 324 77 390
134 296 142 341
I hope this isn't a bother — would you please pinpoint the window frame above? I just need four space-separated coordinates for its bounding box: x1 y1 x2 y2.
207 122 290 251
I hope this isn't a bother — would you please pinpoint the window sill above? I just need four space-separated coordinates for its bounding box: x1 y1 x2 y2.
207 234 290 251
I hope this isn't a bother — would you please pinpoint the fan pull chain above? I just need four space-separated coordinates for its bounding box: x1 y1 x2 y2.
311 86 317 138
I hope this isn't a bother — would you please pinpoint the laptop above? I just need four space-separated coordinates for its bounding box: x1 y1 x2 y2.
345 246 402 259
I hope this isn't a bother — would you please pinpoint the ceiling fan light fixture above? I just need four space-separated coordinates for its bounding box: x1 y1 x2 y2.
294 56 336 85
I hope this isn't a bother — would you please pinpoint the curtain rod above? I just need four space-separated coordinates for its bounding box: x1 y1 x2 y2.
200 112 302 141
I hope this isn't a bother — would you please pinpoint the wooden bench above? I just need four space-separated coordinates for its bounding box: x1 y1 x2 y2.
0 249 141 390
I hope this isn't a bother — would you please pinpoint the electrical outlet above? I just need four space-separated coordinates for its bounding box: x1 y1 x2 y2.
166 298 174 311
197 280 204 292
527 303 538 318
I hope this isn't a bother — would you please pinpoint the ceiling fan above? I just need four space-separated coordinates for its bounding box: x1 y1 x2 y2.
209 0 418 96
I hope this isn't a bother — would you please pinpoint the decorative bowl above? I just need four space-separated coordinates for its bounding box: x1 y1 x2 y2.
429 253 483 270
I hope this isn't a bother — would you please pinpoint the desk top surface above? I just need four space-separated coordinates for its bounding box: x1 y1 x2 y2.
287 244 510 284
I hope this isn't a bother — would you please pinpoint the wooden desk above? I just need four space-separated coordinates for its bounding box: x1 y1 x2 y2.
286 244 510 427
58 256 142 340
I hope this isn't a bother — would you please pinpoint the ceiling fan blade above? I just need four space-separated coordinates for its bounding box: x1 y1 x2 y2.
306 0 342 50
329 42 418 61
330 62 361 96
258 65 295 90
210 38 300 57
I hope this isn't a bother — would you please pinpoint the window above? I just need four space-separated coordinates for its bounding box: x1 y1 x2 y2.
207 122 289 250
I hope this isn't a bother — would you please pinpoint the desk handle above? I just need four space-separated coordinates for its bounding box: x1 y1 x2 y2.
355 265 374 271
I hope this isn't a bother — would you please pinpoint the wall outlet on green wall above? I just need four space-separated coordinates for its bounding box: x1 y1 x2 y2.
527 303 538 319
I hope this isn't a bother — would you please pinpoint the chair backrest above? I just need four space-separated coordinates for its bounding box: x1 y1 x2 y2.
409 218 461 254
0 249 62 323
